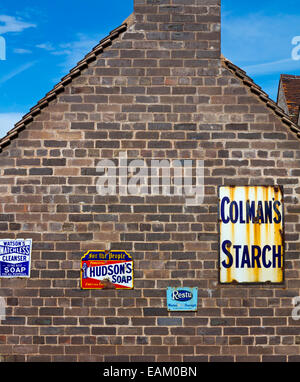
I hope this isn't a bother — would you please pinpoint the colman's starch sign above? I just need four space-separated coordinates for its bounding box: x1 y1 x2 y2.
81 250 134 290
219 186 284 284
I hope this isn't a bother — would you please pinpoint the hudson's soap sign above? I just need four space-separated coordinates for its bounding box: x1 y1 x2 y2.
219 186 284 284
81 250 134 290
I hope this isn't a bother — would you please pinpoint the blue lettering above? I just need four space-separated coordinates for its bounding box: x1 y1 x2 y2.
229 201 238 224
222 245 282 269
220 197 230 224
264 201 273 223
273 245 282 268
126 276 132 283
113 264 119 274
273 201 282 224
126 262 132 274
107 265 114 276
246 201 255 223
119 263 125 274
262 245 272 268
252 245 261 268
233 245 242 268
257 201 264 224
220 198 282 225
239 201 245 223
241 246 251 268
221 240 233 269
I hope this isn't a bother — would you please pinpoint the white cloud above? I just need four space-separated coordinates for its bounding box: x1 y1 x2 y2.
36 42 55 51
222 11 300 100
243 58 299 76
50 33 101 71
0 61 37 85
222 12 300 65
14 48 32 54
35 34 100 66
62 34 102 71
0 15 36 35
0 113 23 139
34 33 104 74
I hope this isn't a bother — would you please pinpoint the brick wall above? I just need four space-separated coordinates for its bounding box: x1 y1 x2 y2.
0 0 300 361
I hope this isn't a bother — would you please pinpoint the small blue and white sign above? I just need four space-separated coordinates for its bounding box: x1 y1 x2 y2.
167 287 198 312
0 239 32 278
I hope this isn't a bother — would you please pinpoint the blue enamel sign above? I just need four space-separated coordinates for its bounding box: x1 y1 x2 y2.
0 239 32 278
167 287 198 311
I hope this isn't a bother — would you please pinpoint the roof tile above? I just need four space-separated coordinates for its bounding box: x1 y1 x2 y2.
280 74 300 123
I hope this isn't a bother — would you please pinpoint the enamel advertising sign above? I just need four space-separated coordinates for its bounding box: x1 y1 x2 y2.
219 186 284 284
167 287 198 311
81 250 134 290
0 239 32 278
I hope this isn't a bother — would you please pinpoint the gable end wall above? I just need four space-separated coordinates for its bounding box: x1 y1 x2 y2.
0 5 299 362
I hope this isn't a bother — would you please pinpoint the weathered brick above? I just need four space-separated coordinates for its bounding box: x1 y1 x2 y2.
143 308 168 316
92 327 116 335
71 122 94 130
157 318 182 326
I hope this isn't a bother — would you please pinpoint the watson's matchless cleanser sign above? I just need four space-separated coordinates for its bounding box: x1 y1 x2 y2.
0 239 32 278
219 186 284 284
81 250 133 290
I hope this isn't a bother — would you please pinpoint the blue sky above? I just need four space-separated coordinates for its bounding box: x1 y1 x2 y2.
0 0 300 138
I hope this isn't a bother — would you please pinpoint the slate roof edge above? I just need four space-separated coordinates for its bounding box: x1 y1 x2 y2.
222 56 300 138
0 22 129 151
